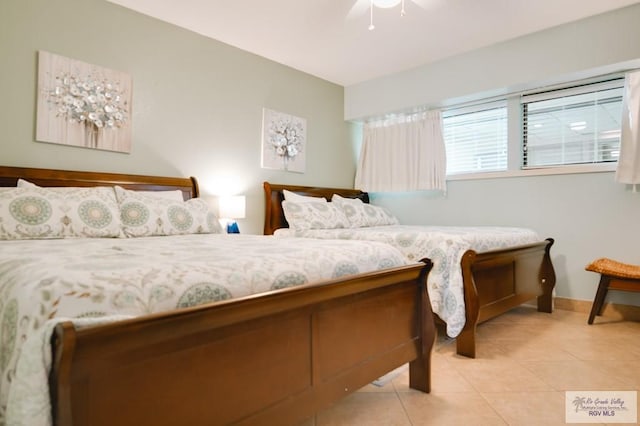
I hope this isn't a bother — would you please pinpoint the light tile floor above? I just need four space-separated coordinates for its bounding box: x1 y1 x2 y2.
303 307 640 425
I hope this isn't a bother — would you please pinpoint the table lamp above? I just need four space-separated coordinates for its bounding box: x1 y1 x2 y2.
218 195 246 233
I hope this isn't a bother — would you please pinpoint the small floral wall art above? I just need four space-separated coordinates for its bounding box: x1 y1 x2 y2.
36 51 132 153
261 108 306 173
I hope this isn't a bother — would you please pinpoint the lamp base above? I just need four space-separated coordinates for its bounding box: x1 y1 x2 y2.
226 221 240 234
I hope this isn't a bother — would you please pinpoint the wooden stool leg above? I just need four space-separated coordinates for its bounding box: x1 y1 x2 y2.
588 275 611 324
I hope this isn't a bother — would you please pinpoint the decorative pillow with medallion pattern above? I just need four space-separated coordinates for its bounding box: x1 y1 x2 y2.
114 186 223 237
331 194 399 228
0 185 121 239
281 200 350 231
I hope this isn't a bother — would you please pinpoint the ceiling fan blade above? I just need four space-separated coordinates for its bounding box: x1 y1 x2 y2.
347 0 371 20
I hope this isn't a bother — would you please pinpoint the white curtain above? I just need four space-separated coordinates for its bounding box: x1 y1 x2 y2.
615 69 640 185
355 110 446 193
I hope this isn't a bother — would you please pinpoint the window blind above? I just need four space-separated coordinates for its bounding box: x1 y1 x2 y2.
442 102 508 175
522 79 624 168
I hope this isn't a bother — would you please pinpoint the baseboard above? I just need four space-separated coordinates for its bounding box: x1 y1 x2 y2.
554 297 640 322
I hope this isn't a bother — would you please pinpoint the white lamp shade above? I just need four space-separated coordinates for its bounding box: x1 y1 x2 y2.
218 195 246 219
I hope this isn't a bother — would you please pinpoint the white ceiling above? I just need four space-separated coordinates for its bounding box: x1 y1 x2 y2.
107 0 640 87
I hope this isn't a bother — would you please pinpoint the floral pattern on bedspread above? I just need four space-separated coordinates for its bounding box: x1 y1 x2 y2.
0 234 408 423
275 225 541 338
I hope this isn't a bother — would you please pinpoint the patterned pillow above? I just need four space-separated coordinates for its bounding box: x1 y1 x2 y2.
115 186 223 237
282 200 350 231
0 186 121 239
331 194 399 228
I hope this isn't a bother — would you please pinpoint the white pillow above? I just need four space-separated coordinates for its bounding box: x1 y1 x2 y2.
115 186 223 237
0 186 122 239
135 190 185 201
282 200 350 231
18 180 184 201
17 178 105 193
16 179 36 188
283 189 327 203
331 194 399 228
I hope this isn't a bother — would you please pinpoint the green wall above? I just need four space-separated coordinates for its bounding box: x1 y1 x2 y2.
0 0 356 234
345 4 640 120
371 172 640 304
350 4 640 305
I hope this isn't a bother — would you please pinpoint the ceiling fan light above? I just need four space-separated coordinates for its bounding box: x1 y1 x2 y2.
372 0 402 9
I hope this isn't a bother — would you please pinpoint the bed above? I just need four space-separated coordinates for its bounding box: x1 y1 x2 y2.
263 181 556 359
0 165 436 426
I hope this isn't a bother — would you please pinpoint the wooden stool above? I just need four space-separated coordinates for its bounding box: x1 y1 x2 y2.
586 258 640 324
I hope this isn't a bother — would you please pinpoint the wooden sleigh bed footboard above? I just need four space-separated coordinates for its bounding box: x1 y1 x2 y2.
50 261 435 426
455 238 556 358
262 181 557 359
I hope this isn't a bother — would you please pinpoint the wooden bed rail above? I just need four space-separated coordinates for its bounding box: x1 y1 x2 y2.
50 260 435 426
457 238 556 358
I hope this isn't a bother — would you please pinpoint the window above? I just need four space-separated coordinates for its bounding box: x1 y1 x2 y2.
443 102 508 175
522 79 624 168
417 72 628 179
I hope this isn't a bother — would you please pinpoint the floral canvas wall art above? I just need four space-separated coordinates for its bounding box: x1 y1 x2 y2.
36 51 132 153
261 108 306 173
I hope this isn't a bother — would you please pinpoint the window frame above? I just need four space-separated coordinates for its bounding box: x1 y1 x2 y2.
442 74 626 181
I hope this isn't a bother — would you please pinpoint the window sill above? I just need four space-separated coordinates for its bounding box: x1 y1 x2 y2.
446 163 617 181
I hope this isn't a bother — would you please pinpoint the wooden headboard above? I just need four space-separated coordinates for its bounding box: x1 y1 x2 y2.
263 181 369 235
0 165 199 200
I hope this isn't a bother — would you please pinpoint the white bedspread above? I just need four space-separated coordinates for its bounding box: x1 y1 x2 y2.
0 234 408 424
274 225 541 338
6 316 131 426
